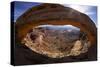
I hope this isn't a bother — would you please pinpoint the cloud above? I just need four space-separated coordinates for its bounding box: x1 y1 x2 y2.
63 4 95 15
63 4 97 26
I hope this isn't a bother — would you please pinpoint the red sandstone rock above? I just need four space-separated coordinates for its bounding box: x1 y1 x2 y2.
22 25 90 58
15 3 97 58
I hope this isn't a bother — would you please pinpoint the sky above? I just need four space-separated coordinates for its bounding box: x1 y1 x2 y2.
12 1 97 26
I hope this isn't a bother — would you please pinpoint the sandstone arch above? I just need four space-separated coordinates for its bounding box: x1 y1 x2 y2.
15 3 97 47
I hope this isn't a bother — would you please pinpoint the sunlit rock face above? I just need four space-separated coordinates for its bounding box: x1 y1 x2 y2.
15 3 97 60
22 25 90 58
16 3 97 47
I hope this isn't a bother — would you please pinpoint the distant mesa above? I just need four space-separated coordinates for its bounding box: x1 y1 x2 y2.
15 3 97 58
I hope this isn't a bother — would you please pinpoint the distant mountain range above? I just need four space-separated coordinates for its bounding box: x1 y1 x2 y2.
37 25 80 31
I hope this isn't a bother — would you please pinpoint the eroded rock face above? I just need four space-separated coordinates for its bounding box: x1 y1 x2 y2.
22 25 90 58
13 3 97 65
15 3 97 47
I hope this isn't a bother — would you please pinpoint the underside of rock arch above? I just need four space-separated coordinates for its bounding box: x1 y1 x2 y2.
15 3 97 59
